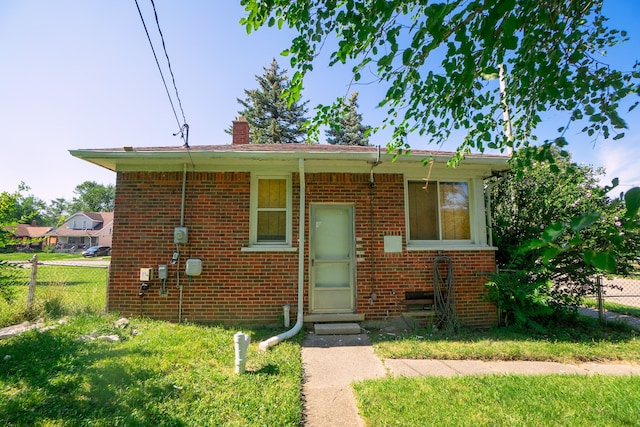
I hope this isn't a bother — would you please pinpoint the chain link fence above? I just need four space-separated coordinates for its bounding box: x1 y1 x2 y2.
597 276 640 309
492 267 640 324
0 257 108 327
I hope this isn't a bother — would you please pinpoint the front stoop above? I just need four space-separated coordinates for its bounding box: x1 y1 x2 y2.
314 323 362 335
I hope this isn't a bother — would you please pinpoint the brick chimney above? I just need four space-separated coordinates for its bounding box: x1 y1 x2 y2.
232 117 250 145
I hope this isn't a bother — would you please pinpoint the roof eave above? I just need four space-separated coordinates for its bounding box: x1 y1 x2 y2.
69 148 509 173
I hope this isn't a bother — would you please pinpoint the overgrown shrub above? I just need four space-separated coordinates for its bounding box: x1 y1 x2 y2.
485 270 554 331
488 148 640 323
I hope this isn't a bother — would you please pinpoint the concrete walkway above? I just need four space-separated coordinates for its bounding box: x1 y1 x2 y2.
301 330 640 427
385 358 640 377
578 306 640 330
302 333 386 427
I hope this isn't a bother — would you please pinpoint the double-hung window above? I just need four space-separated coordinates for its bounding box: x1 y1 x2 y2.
406 180 471 245
249 173 292 248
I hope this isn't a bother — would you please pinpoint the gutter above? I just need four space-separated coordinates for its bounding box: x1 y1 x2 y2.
258 158 306 351
69 148 509 173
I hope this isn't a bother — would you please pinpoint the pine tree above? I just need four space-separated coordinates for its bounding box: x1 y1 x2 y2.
234 59 308 144
325 92 370 146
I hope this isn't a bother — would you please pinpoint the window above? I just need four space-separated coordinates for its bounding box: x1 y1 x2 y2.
249 174 292 247
406 180 471 243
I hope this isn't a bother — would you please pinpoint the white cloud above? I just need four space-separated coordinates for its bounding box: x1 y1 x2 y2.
596 136 640 193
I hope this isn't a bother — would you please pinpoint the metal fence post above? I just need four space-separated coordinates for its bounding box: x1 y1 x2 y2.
105 264 110 312
596 275 605 322
27 254 37 310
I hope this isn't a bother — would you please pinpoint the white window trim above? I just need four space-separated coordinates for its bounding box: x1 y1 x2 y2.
404 177 489 250
246 172 293 249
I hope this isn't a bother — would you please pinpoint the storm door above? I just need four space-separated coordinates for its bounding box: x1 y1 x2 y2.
309 204 355 313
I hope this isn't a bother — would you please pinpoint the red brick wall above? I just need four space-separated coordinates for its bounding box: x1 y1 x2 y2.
109 171 497 327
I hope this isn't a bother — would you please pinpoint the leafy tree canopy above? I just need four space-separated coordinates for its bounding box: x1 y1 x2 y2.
70 181 115 213
491 147 639 276
43 198 71 227
241 0 639 162
0 182 45 226
326 92 372 146
487 147 640 326
233 58 309 144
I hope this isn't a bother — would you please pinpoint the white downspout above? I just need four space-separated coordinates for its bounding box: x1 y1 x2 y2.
259 158 306 351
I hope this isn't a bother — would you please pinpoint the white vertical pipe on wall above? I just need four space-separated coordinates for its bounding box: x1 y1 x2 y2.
259 158 306 351
180 163 187 227
178 163 187 323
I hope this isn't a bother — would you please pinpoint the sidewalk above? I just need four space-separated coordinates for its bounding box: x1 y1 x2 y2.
578 306 640 330
302 333 386 427
301 331 640 427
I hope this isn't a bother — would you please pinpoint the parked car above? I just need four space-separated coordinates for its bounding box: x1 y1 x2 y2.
82 246 111 257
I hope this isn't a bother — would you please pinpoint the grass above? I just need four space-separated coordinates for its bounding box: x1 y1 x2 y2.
582 297 640 318
2 270 639 427
356 316 640 426
0 252 89 262
371 316 640 363
1 313 639 427
0 264 108 327
0 314 303 426
354 375 640 426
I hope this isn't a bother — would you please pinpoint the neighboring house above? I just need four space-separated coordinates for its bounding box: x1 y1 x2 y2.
3 223 53 250
46 212 114 251
70 118 508 327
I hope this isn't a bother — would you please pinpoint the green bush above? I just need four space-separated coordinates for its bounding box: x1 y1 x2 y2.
486 270 554 331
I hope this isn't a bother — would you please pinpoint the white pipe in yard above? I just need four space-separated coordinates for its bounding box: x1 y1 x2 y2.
234 332 251 374
259 158 306 351
283 304 291 328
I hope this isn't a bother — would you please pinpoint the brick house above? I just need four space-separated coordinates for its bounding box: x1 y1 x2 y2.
71 119 508 328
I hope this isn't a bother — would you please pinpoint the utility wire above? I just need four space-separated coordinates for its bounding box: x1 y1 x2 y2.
134 0 189 146
150 0 187 127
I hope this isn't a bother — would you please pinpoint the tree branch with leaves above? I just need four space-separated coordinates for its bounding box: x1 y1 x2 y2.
240 0 639 163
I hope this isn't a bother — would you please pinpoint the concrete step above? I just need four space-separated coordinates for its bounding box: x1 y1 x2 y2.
304 313 365 323
401 309 436 318
314 322 361 335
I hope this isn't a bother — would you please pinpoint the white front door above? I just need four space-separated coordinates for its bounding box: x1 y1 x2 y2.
310 204 355 313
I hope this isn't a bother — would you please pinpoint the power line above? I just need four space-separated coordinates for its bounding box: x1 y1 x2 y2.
150 0 187 127
134 0 189 146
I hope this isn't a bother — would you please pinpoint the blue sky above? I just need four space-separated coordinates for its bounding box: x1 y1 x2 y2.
1 1 639 203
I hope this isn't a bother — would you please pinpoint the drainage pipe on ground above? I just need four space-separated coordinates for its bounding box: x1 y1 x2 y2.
259 158 306 351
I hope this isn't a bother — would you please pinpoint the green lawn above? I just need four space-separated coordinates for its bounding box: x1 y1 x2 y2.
0 252 89 262
0 263 108 327
355 317 640 426
2 273 640 427
354 375 640 427
0 315 303 426
1 314 639 426
371 317 640 363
